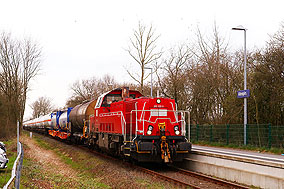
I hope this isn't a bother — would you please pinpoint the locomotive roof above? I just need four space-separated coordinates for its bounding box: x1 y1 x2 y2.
94 88 143 108
99 88 142 97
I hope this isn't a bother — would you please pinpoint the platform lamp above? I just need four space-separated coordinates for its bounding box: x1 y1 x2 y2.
232 25 248 145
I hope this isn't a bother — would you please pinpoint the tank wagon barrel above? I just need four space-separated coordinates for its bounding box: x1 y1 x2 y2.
69 99 96 133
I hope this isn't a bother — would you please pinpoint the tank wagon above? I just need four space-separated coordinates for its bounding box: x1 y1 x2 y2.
24 87 191 163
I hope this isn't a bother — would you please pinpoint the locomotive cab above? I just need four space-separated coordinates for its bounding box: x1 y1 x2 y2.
90 88 143 152
125 97 191 162
88 87 191 162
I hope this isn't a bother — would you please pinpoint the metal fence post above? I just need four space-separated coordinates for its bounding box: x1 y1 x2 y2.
17 121 19 155
188 112 190 141
226 124 229 145
15 144 24 189
268 123 271 148
210 125 213 143
196 124 199 142
245 124 248 145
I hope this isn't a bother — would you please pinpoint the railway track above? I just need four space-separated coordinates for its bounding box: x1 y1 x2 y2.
137 165 198 188
78 145 249 188
138 162 249 188
38 134 249 188
169 166 249 188
75 146 194 187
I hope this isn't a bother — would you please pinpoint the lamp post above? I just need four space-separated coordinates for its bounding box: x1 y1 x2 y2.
144 67 153 97
232 25 247 145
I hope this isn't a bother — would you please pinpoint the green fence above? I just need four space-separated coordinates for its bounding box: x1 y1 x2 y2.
189 124 284 149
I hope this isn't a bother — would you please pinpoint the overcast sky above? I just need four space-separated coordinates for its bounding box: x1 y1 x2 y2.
1 0 283 119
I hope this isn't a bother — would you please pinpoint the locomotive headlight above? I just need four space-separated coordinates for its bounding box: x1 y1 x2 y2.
147 125 153 135
156 99 161 104
174 125 180 135
174 125 179 131
175 130 180 135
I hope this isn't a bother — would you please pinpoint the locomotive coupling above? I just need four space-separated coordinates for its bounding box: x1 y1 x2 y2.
158 122 171 163
160 136 171 163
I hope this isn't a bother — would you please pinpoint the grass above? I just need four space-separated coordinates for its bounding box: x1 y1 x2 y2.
0 138 18 188
33 136 53 150
26 133 110 188
135 178 165 188
3 131 173 188
27 132 172 188
5 131 283 188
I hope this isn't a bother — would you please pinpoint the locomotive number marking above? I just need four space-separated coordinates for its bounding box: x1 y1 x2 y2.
99 112 121 117
154 105 164 108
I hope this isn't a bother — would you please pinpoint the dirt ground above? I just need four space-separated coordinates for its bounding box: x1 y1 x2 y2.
20 133 173 188
21 135 82 188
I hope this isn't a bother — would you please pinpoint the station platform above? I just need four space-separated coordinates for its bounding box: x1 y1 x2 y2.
192 144 284 163
177 144 284 188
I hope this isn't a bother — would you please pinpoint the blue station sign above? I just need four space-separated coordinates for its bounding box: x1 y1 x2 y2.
237 89 250 98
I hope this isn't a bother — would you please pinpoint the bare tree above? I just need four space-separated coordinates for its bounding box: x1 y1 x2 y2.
66 74 118 107
126 21 162 93
70 77 99 101
17 38 41 125
250 23 284 125
0 32 41 136
157 44 192 110
30 97 54 118
187 23 238 124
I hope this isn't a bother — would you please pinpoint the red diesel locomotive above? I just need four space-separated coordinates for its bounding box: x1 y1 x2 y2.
24 87 192 163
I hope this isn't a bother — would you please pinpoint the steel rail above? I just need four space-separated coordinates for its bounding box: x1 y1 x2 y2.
74 143 199 188
78 144 233 188
76 145 198 188
170 166 249 189
36 133 247 188
137 166 200 188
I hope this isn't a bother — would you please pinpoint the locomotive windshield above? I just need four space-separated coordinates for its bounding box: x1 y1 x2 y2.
95 88 143 108
96 93 137 108
101 94 136 107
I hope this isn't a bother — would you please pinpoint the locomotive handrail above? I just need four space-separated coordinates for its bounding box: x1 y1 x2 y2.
98 111 126 140
141 102 147 135
129 110 190 140
135 102 138 139
170 102 179 122
98 109 190 142
131 110 188 123
121 111 127 141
